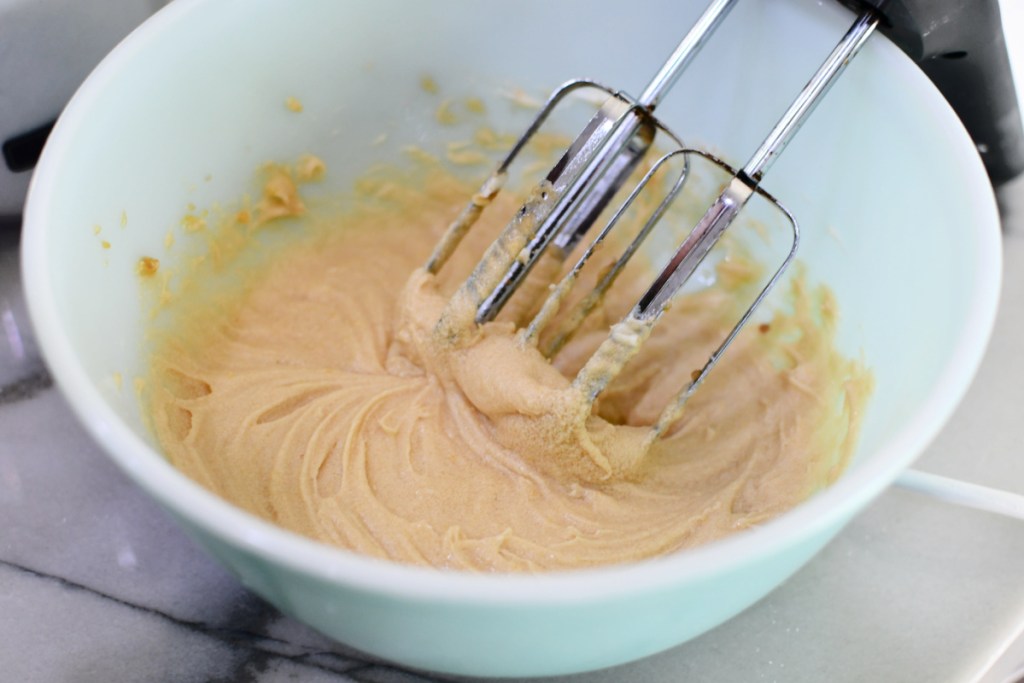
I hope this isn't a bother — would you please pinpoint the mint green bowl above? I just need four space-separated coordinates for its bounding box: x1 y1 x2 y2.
21 0 1001 676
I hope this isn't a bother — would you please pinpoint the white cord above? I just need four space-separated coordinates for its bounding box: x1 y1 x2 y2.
895 469 1024 522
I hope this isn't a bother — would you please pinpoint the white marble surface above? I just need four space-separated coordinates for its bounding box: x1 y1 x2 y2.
5 7 1024 683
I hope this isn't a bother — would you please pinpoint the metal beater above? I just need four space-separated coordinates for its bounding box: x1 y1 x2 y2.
426 0 879 439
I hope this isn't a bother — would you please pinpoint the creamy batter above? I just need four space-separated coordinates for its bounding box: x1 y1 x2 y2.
147 163 871 572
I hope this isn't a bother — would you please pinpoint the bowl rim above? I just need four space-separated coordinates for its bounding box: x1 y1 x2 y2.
20 0 1003 605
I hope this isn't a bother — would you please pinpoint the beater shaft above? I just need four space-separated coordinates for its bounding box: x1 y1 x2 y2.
636 9 880 321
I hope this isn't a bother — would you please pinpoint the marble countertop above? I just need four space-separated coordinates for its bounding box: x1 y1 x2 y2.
4 7 1024 679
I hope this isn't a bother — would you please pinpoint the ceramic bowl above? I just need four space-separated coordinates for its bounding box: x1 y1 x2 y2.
21 0 1001 676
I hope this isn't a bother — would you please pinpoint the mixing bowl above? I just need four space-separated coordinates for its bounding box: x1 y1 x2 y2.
21 0 1001 677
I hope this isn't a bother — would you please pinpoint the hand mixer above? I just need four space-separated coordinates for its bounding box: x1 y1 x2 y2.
425 0 1024 442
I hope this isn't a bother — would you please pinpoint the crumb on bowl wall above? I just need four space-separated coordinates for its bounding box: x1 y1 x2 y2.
420 74 439 94
296 154 326 182
182 214 207 233
137 256 160 277
435 99 458 126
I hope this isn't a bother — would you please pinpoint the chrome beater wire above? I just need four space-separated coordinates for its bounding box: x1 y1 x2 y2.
573 9 881 443
427 0 740 335
426 1 882 442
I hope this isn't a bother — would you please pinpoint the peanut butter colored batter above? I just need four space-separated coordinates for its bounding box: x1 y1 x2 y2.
147 163 871 572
